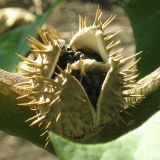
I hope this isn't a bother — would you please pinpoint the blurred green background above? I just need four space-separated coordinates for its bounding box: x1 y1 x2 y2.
0 0 160 160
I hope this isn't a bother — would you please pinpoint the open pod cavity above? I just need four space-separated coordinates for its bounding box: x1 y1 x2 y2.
16 7 142 146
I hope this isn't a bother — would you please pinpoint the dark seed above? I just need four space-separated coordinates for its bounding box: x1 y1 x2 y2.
54 48 106 108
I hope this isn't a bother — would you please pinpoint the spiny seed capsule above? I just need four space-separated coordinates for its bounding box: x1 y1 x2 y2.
16 6 142 146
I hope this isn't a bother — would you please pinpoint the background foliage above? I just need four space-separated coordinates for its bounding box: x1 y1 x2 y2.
0 0 159 160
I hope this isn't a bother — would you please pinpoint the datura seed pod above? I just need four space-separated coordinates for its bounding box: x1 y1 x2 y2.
16 7 142 146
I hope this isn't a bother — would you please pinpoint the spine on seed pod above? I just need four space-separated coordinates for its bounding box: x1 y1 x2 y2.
15 6 145 146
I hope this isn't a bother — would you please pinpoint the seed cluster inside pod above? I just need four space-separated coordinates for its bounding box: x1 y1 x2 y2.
16 6 142 146
56 48 106 107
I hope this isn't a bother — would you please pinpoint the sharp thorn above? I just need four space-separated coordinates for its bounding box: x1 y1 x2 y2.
25 114 41 122
120 51 142 64
124 58 141 70
30 115 45 126
102 14 116 30
104 30 121 41
40 130 48 136
56 112 61 122
49 95 60 106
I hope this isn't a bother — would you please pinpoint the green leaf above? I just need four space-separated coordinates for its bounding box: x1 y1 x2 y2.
0 0 64 72
124 1 160 77
50 111 160 160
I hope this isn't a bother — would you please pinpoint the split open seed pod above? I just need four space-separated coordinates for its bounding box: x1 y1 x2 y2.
16 6 142 146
